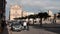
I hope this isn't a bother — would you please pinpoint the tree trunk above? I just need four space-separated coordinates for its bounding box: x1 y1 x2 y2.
53 19 56 24
40 18 42 27
28 18 29 24
53 14 56 24
28 18 31 25
33 19 34 25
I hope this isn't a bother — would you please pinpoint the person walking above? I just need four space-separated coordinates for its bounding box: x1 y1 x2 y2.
23 21 27 30
23 21 29 31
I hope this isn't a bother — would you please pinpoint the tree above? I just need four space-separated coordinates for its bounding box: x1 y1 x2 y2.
27 15 35 25
53 14 56 24
38 12 50 27
29 15 34 24
14 17 25 20
57 13 60 19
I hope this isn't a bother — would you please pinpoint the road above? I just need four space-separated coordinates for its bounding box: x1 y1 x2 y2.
1 24 60 34
11 26 57 34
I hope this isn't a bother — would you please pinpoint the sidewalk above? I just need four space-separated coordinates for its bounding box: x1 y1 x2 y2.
1 26 9 34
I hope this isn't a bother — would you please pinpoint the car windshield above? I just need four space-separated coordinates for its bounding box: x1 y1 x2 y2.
13 23 20 25
13 23 21 28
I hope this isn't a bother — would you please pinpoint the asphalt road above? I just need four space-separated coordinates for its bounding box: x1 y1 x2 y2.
1 24 60 34
11 26 57 34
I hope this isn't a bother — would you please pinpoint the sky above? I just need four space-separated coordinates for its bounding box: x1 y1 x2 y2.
6 0 60 20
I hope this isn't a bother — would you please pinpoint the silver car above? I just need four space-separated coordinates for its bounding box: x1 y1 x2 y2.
11 22 22 31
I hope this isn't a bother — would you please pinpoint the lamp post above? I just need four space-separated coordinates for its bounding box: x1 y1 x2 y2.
21 10 23 18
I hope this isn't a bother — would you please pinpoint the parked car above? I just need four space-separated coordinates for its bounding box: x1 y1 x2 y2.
8 22 12 27
11 22 22 31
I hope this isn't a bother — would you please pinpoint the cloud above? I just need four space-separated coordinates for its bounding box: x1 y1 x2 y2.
6 0 60 20
6 0 60 13
20 0 60 7
6 0 60 9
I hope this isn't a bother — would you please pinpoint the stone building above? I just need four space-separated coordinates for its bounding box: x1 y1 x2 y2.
9 5 34 20
9 5 22 20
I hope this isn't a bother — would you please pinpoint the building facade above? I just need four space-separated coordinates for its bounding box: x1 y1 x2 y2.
9 5 34 20
0 0 6 23
48 10 54 19
0 0 6 32
10 5 22 20
23 11 34 17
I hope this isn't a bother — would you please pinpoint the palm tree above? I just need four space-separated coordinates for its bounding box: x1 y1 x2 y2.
14 18 19 20
57 13 60 19
38 12 50 27
30 15 36 25
53 14 56 24
25 15 34 25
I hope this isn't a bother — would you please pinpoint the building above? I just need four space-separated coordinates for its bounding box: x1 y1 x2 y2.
27 12 34 16
9 5 35 20
0 0 6 32
22 11 28 17
48 10 54 16
0 0 6 22
48 10 54 19
23 11 34 17
9 5 22 20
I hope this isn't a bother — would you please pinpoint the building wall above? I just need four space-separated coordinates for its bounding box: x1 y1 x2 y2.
10 5 34 20
0 0 6 23
27 12 34 16
48 10 54 19
23 11 28 17
48 10 54 16
23 11 34 17
10 5 22 20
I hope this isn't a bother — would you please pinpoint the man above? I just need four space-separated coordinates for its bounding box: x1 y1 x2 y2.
23 21 29 31
23 21 27 30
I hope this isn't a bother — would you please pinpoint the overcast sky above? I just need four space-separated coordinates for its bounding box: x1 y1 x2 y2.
6 0 60 20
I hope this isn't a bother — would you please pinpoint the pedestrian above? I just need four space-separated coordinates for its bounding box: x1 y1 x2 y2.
23 21 27 30
27 22 29 31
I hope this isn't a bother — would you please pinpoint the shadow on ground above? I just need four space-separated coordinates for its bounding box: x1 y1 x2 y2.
0 26 9 34
31 24 60 34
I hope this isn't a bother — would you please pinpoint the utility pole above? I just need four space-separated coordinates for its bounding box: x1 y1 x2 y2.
21 10 23 18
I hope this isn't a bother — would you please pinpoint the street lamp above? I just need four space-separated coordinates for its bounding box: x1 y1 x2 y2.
21 10 23 18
